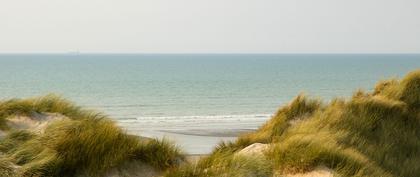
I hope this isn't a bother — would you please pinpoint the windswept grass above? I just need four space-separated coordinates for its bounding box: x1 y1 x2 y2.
0 158 16 177
0 94 95 130
265 70 420 177
211 94 322 154
166 69 420 177
0 95 184 177
375 70 420 109
165 151 272 177
268 70 419 176
244 94 321 143
133 138 185 170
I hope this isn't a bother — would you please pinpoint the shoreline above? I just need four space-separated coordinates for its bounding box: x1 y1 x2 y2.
125 129 250 155
117 115 269 154
158 128 255 137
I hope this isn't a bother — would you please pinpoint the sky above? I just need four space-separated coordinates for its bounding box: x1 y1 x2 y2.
0 0 419 53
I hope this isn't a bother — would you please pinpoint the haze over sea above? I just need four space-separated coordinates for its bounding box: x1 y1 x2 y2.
1 54 419 153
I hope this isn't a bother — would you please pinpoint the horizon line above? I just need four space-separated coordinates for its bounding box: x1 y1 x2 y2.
1 52 420 55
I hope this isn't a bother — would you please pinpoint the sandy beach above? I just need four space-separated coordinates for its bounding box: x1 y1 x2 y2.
123 128 254 154
117 114 271 154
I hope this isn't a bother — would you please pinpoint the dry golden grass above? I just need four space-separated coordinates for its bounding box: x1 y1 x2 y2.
0 95 184 177
166 69 420 177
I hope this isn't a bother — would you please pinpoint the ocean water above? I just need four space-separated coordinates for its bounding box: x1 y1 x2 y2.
1 54 419 153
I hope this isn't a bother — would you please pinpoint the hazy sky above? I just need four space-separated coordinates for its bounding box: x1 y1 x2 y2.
1 0 419 53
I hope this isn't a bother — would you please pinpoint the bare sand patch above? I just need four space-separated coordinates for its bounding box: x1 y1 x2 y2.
6 112 68 133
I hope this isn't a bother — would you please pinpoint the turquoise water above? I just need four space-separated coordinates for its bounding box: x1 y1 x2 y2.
1 54 419 153
0 54 419 119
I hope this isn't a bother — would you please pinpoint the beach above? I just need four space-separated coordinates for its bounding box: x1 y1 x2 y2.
118 114 269 154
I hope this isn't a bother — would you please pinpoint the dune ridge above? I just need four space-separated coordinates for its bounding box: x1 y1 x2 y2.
0 95 184 177
166 69 420 177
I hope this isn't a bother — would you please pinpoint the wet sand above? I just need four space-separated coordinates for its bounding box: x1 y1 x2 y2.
118 115 269 154
127 129 246 154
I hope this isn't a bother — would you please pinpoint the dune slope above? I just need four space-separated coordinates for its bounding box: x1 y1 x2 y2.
167 69 420 177
0 95 184 177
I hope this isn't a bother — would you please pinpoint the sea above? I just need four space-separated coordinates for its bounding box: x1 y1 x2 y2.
0 54 419 153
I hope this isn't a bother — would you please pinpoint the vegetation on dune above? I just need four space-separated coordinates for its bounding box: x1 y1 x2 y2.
166 69 420 177
0 157 17 177
1 70 419 177
0 94 92 130
0 95 184 177
165 151 272 177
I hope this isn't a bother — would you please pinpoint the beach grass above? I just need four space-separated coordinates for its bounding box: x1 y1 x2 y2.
165 151 272 177
0 95 184 177
165 69 420 177
0 94 92 130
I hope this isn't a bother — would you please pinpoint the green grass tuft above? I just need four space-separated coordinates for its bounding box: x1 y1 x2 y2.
165 151 272 177
399 70 420 108
168 69 420 177
0 95 184 177
238 94 321 144
0 157 17 177
133 138 184 170
0 94 97 130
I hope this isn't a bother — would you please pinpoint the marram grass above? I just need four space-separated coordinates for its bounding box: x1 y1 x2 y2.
0 94 93 130
0 95 184 177
165 151 272 177
166 69 420 177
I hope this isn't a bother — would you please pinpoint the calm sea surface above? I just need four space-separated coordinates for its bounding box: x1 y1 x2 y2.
1 54 419 118
0 54 419 147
